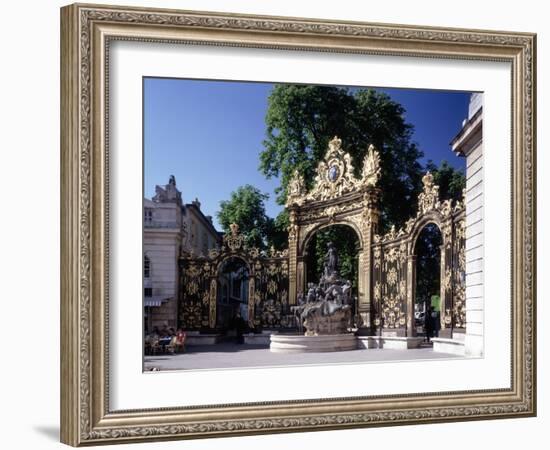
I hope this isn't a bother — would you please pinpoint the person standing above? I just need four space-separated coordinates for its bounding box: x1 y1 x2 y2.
424 305 435 343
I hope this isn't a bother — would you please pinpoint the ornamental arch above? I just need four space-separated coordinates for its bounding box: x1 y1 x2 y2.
178 137 466 338
215 255 251 328
285 136 383 329
412 223 443 331
179 223 290 331
300 220 364 256
371 172 466 338
303 222 362 315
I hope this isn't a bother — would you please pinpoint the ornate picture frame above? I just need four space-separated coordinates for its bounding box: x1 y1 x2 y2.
60 3 536 446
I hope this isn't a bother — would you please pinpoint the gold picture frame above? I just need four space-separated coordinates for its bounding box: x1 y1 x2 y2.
60 3 536 446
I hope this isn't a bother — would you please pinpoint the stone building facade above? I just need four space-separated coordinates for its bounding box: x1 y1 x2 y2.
144 176 220 332
451 93 483 356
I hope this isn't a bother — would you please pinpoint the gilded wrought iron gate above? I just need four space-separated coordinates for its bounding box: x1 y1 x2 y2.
178 224 290 331
371 172 466 337
178 141 466 337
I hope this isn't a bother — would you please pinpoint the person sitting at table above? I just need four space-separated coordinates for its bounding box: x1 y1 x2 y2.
174 329 187 353
167 329 186 354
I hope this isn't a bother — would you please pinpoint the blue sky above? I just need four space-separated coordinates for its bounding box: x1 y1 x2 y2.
144 78 471 230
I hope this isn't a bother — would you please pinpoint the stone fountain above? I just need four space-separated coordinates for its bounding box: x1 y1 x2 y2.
270 242 358 352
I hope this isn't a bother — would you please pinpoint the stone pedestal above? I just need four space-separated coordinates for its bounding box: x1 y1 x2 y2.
270 334 357 353
302 305 351 336
357 336 423 350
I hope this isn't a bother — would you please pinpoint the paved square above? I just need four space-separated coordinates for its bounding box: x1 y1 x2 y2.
144 343 461 371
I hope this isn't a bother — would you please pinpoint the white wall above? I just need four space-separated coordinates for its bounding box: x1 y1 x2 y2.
465 141 484 356
0 1 547 449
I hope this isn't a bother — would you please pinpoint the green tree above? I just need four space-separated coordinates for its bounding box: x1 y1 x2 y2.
259 85 425 231
217 185 271 250
414 223 442 308
425 160 466 202
266 209 289 251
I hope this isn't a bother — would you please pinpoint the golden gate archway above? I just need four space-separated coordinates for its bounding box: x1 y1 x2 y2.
179 137 466 338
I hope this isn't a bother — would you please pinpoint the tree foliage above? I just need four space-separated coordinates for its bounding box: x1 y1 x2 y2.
414 223 443 308
259 85 425 231
266 209 290 251
216 85 466 300
425 160 466 202
258 84 467 289
217 185 272 250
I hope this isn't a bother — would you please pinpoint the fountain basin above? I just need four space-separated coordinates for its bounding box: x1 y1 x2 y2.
270 333 357 353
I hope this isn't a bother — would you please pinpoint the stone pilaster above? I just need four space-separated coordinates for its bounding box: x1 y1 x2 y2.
356 187 380 335
288 210 299 305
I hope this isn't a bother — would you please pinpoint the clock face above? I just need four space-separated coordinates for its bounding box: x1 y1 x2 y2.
328 165 339 182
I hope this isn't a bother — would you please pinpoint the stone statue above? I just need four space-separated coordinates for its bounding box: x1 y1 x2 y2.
291 275 354 336
306 283 317 303
152 175 182 205
323 241 339 279
290 240 357 335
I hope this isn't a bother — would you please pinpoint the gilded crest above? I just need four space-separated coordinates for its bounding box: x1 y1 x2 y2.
361 144 381 187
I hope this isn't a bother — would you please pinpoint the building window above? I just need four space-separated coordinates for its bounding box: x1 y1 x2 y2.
144 208 153 223
144 287 153 297
144 254 151 279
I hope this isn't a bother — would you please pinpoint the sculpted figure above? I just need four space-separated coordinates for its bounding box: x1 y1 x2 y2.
323 242 339 278
306 283 317 303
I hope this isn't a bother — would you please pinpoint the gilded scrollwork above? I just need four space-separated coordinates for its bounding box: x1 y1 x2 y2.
208 247 220 259
261 298 282 327
248 278 256 328
442 222 452 249
440 199 453 218
381 294 405 329
209 279 217 329
374 282 381 301
285 169 307 207
418 171 440 214
180 302 202 329
399 280 406 299
361 144 381 187
387 267 398 286
373 247 381 268
306 137 358 202
453 286 466 328
452 219 467 328
224 223 244 252
180 220 290 331
287 137 381 207
443 270 452 292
